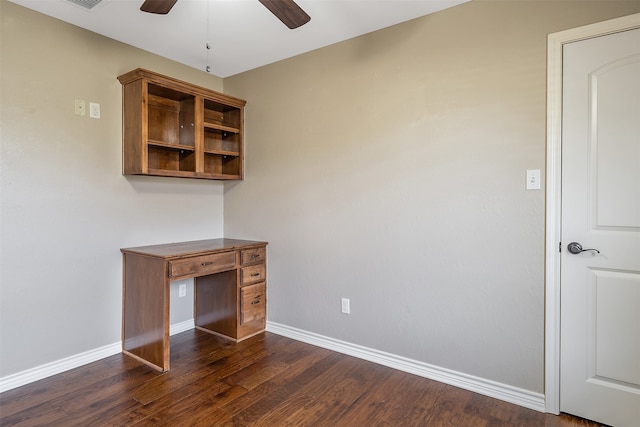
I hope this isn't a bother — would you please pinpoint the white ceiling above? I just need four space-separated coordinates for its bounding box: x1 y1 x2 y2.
8 0 469 77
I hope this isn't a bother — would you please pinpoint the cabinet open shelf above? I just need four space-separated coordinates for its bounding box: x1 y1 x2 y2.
204 122 240 134
146 138 197 173
147 140 197 151
204 149 240 156
118 68 246 180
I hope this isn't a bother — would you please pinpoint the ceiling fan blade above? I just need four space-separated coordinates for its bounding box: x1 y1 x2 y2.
140 0 178 15
258 0 311 29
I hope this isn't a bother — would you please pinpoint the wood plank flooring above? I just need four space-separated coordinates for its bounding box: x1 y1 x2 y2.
0 330 606 426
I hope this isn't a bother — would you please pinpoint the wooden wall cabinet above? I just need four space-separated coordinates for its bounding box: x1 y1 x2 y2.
117 68 246 180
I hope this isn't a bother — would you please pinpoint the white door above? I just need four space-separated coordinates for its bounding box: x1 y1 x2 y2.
560 26 640 427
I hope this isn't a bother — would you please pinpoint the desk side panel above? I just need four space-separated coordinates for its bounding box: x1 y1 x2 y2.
122 253 169 371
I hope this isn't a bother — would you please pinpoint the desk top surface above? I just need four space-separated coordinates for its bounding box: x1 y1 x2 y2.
121 238 267 259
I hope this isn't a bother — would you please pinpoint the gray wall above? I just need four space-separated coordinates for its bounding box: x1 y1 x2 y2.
0 1 227 377
2 0 639 396
223 0 640 394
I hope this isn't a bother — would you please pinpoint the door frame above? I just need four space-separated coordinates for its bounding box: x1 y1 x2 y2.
544 12 640 414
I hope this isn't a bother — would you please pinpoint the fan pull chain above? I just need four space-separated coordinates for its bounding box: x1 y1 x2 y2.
206 43 211 73
205 0 211 73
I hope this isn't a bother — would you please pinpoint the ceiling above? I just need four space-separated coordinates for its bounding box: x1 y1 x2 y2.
8 0 469 77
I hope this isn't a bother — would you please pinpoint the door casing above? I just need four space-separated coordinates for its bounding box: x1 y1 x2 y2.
544 12 640 414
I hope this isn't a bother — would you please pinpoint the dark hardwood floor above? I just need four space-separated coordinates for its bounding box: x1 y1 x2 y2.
0 330 605 426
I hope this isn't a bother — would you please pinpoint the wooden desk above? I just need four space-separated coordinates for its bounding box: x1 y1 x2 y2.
121 238 268 371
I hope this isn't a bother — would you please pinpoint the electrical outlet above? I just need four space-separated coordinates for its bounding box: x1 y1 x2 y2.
341 298 350 314
178 283 187 298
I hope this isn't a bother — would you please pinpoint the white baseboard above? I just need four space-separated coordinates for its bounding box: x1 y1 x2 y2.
0 341 121 394
0 319 196 394
1 319 545 413
170 319 195 336
266 321 546 413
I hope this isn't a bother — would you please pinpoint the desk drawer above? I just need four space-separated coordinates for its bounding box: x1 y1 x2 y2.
241 247 266 265
241 264 265 285
241 282 266 325
169 251 236 278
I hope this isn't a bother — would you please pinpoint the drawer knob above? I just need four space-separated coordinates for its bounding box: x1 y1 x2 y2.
201 261 214 266
251 299 261 305
251 254 259 259
251 273 260 277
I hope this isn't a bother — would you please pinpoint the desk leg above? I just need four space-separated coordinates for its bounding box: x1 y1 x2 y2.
122 254 170 371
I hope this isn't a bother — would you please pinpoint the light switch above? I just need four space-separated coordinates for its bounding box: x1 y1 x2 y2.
526 169 541 190
89 102 101 119
74 98 86 116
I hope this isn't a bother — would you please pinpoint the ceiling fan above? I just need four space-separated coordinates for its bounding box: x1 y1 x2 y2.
140 0 311 29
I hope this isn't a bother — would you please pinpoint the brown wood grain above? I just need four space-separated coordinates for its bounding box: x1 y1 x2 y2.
118 68 246 180
122 253 169 371
0 331 608 427
121 239 268 371
195 270 238 339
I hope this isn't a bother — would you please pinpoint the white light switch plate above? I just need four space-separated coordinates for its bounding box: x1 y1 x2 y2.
89 102 101 119
526 169 541 190
74 98 85 116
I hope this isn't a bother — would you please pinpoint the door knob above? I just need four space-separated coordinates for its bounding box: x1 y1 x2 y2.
567 242 600 255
